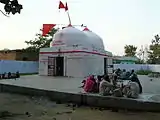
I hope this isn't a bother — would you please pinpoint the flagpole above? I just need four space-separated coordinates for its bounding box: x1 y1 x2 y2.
65 2 72 25
66 11 71 25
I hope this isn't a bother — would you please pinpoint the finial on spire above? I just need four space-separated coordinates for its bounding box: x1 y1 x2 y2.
83 27 90 31
68 24 72 27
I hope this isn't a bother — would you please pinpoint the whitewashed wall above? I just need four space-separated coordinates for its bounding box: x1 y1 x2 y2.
0 60 38 74
114 64 160 72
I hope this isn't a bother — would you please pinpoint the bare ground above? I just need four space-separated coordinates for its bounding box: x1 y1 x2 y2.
0 93 160 120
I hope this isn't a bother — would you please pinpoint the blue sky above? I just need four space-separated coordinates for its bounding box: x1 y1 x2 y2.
0 0 159 55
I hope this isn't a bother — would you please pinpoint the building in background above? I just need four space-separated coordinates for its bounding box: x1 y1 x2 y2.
0 49 38 61
113 56 139 64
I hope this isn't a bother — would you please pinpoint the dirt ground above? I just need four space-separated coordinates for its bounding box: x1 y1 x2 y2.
0 93 160 120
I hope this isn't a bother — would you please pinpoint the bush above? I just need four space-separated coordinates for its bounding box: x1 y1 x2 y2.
136 70 152 75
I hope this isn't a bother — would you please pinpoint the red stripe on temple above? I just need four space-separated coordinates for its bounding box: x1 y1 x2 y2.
40 50 111 57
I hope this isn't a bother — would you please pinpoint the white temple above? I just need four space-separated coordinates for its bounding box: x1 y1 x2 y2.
39 25 113 77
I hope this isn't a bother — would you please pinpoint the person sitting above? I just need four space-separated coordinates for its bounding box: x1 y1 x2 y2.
91 76 98 93
4 72 8 79
80 79 86 88
120 69 127 80
99 75 113 96
113 75 119 87
2 73 5 79
122 81 140 99
126 71 131 79
113 88 123 97
8 72 11 79
115 68 121 77
16 71 20 78
96 75 103 92
11 73 17 80
112 71 118 86
129 70 142 94
83 75 95 93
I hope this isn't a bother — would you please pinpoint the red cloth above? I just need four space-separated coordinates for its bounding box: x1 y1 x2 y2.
42 24 56 36
65 2 68 11
59 1 65 9
84 76 94 92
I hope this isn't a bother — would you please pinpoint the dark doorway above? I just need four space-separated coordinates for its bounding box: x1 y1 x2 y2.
104 58 107 75
22 57 28 61
48 57 56 76
56 57 64 76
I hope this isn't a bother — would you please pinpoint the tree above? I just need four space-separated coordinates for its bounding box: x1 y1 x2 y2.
0 0 23 16
124 45 137 57
147 34 160 64
23 28 58 61
136 45 149 63
25 28 58 51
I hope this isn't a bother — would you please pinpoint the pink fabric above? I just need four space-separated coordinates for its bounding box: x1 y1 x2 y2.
84 77 94 92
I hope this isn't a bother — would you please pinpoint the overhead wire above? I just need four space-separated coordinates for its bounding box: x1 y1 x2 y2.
0 9 9 17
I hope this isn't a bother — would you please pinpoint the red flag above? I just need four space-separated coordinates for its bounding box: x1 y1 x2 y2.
59 1 65 9
42 24 56 36
65 2 68 11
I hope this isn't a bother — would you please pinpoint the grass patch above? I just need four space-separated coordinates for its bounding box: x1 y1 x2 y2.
20 73 38 76
136 70 152 75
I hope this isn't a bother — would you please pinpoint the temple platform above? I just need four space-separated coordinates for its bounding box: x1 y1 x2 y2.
0 75 160 112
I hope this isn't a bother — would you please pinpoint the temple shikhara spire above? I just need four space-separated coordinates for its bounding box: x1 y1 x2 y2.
39 1 113 78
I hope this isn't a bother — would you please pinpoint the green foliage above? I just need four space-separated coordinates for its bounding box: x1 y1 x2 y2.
147 34 160 64
136 70 152 75
124 45 137 57
135 59 144 64
25 28 58 51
